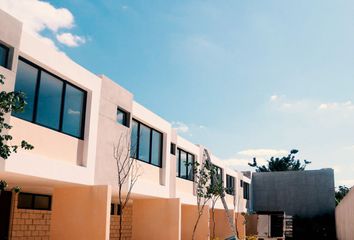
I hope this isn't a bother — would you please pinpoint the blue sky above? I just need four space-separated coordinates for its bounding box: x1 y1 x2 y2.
2 0 354 186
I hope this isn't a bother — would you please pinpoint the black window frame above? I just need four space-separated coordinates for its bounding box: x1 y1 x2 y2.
130 119 163 168
243 182 250 200
226 175 235 195
12 57 87 139
176 148 195 181
17 192 52 211
0 42 9 69
170 143 176 155
117 107 130 127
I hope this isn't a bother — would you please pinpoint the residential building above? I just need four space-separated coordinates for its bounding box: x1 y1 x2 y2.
336 186 354 240
0 9 250 240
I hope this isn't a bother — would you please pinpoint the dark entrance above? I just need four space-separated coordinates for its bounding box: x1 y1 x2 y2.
0 191 12 240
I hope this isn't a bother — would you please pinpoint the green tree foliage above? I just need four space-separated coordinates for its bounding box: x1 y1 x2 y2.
0 74 33 159
248 149 311 172
335 185 350 206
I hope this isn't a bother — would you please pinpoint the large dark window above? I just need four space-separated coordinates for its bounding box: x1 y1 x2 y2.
226 175 235 195
0 43 9 68
18 193 51 210
176 148 194 181
12 60 38 121
12 58 86 138
130 119 163 167
243 182 250 200
36 71 63 130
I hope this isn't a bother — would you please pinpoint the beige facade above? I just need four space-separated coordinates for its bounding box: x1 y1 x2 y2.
0 9 251 240
336 187 354 240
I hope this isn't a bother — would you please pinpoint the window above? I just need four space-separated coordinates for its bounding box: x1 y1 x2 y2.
18 193 51 210
117 108 129 127
240 180 243 187
0 43 9 68
226 175 235 195
176 148 194 181
270 214 284 237
243 182 250 200
12 58 87 139
130 119 163 167
211 164 223 186
170 143 176 155
111 204 115 215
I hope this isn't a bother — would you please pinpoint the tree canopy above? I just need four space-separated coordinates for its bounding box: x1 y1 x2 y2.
0 74 33 159
248 149 311 172
335 185 350 206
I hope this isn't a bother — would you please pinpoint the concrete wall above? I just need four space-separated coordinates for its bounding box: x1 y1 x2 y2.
336 187 354 240
50 185 111 240
132 198 180 240
252 169 335 217
181 204 209 240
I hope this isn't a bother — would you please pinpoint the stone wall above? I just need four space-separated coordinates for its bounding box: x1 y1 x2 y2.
10 195 51 240
110 205 133 240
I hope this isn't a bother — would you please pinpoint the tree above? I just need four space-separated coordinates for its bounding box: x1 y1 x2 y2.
209 169 225 240
248 149 311 172
335 185 350 206
113 133 141 240
191 160 214 240
0 74 33 159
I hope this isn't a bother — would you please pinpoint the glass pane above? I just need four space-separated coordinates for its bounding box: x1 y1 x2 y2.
36 72 63 130
18 194 33 209
187 154 194 180
138 124 150 162
62 84 85 137
13 60 38 121
151 130 162 166
176 150 180 176
117 109 127 126
180 150 187 179
130 120 138 158
0 44 8 68
33 195 50 210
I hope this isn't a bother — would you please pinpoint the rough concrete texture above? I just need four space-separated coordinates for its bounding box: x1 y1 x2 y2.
252 169 335 218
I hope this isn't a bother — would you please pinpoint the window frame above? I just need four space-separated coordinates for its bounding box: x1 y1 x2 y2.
0 42 9 69
12 57 87 139
243 182 250 200
176 147 195 181
130 119 163 168
170 143 176 155
117 107 130 127
226 174 235 195
17 192 52 211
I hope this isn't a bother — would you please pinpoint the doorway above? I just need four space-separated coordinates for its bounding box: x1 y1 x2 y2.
0 191 12 240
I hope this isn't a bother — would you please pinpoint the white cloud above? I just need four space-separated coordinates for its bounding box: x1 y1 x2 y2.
223 158 251 168
270 95 278 101
318 101 354 111
171 121 189 133
0 0 86 49
238 148 288 157
56 33 86 47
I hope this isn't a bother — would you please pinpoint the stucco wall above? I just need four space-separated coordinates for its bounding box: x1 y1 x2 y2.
336 187 354 240
132 198 180 240
50 185 111 240
181 204 209 240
